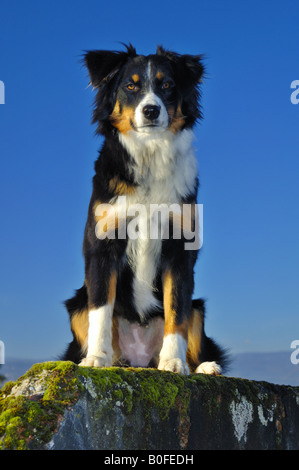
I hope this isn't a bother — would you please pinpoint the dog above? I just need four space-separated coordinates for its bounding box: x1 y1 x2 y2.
62 44 228 375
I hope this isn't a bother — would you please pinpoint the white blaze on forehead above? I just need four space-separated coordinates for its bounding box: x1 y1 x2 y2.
147 58 152 86
133 58 169 130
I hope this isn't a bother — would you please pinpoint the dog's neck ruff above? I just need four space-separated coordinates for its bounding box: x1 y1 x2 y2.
118 128 198 198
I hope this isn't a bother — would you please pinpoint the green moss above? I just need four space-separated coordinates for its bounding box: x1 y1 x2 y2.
76 366 190 420
76 366 136 414
1 395 55 449
0 361 82 450
135 369 186 420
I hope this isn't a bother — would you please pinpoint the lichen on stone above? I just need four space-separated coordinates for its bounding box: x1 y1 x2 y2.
229 391 254 443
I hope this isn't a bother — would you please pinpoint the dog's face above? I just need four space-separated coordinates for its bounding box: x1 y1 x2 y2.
110 55 180 135
84 45 204 136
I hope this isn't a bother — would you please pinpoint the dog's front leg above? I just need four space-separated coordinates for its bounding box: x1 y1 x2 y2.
158 269 191 375
80 261 117 368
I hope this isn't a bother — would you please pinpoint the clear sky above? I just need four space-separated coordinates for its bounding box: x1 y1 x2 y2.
0 0 298 361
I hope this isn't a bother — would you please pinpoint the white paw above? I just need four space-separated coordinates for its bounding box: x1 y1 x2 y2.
158 358 190 375
195 361 222 376
79 354 113 368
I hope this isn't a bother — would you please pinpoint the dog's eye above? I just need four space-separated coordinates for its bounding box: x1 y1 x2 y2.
127 83 137 91
162 81 171 90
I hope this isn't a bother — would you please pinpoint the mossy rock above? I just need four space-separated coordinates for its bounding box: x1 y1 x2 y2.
1 361 299 450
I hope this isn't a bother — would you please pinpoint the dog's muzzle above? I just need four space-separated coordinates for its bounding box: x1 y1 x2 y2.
135 92 169 131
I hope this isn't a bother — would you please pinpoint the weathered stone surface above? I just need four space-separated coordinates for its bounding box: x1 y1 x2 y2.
0 361 298 450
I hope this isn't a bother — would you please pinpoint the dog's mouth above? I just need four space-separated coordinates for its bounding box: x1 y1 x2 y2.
136 122 169 133
138 124 160 128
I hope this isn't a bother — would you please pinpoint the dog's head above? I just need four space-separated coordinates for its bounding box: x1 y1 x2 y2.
84 45 205 137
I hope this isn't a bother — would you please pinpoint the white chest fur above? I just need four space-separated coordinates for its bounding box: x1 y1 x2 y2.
118 129 198 318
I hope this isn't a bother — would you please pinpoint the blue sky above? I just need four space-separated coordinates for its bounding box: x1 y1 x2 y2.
0 0 298 361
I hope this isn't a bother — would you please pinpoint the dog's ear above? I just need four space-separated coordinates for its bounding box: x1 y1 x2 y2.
84 44 137 88
83 45 137 134
156 46 205 87
179 54 205 85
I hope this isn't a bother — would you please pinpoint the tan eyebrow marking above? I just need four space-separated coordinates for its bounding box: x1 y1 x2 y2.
131 74 140 83
156 71 164 80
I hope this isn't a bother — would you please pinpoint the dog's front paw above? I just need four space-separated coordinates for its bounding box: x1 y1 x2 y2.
79 354 113 368
195 361 222 375
158 358 190 375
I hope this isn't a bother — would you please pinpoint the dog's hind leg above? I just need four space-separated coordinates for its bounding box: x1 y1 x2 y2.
63 285 89 363
187 299 229 375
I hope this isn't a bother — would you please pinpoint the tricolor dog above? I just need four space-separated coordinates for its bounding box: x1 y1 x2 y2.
63 45 228 375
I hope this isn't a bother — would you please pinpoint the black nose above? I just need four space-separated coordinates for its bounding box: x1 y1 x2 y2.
143 105 161 121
